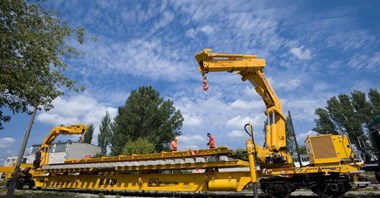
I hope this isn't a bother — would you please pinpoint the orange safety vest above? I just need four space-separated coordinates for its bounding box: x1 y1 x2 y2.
170 140 178 151
208 136 216 148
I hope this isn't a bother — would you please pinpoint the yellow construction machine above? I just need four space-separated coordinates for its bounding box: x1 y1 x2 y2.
0 49 366 197
36 124 89 168
195 48 364 197
0 124 88 190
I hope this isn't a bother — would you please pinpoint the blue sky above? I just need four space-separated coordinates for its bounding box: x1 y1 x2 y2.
1 0 380 163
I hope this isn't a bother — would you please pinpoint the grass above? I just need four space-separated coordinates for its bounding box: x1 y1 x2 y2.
0 191 84 198
0 181 96 198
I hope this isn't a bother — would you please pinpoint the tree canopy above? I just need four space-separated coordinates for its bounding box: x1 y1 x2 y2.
110 86 184 156
98 111 111 155
123 138 155 155
285 116 297 154
83 124 94 144
232 148 248 160
313 89 380 145
0 0 87 130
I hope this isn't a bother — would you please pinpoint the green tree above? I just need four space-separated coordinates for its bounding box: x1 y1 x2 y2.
83 124 94 144
313 89 380 145
298 145 307 155
285 117 295 154
0 0 88 130
110 86 184 156
123 138 155 155
98 111 111 155
369 88 380 115
313 108 336 134
233 148 248 160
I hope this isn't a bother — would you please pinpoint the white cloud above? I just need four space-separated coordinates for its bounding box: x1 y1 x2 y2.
37 95 117 125
120 2 161 24
184 25 214 38
368 52 380 70
312 81 328 92
351 80 370 92
79 39 194 82
350 52 380 71
348 54 367 69
185 28 197 38
199 25 215 34
0 137 16 149
277 79 302 91
36 94 118 144
37 113 79 126
178 134 206 150
183 114 202 126
290 46 312 60
327 61 342 70
225 115 264 135
91 88 130 105
226 116 253 129
150 11 174 33
228 130 245 138
326 30 376 52
284 98 324 121
230 99 263 110
297 130 317 143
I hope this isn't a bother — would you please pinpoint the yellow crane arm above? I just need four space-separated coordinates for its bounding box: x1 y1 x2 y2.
39 124 88 167
195 48 286 152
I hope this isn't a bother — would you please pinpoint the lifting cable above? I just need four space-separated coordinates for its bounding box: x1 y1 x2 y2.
202 72 209 91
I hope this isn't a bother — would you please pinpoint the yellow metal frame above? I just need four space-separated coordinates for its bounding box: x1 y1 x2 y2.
40 124 88 167
305 134 355 165
32 162 361 192
0 163 33 180
33 171 252 192
65 146 233 164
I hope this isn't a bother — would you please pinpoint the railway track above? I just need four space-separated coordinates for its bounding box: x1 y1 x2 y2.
3 187 379 198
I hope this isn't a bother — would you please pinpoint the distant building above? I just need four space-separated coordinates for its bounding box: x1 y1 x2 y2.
0 156 27 179
1 142 100 179
3 156 27 167
27 141 101 164
292 154 310 167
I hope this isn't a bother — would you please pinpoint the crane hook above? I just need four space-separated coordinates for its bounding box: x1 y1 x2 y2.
202 73 208 91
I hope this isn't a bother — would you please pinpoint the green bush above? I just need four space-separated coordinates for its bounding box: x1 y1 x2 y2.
123 138 155 155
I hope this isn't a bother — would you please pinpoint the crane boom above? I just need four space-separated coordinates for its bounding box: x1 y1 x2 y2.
39 124 88 167
196 48 288 165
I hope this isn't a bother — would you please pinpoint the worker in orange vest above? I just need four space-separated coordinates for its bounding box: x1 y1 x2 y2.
170 136 179 151
207 133 216 149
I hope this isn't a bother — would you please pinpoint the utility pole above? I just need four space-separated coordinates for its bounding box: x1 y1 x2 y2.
6 106 38 197
288 111 303 168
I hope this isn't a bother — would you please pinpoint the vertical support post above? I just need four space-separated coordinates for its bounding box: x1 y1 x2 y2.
6 106 37 196
271 111 277 150
253 183 259 198
288 111 302 168
265 114 271 149
246 123 258 198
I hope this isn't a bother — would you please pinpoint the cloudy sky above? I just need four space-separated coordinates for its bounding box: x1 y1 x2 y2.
1 0 379 163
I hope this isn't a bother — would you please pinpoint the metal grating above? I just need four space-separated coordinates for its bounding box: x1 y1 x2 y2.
310 136 337 159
